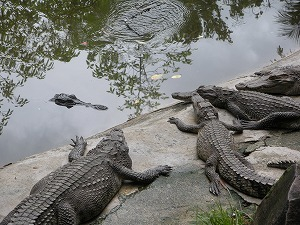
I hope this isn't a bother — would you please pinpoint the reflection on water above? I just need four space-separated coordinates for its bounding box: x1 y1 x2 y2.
277 0 300 42
0 0 299 165
87 0 196 118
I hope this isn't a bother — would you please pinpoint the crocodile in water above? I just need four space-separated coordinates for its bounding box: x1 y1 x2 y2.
101 0 189 42
0 129 171 225
172 85 300 130
49 93 108 110
168 92 275 198
235 66 300 95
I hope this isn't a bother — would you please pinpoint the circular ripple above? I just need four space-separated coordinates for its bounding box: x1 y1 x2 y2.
105 0 190 42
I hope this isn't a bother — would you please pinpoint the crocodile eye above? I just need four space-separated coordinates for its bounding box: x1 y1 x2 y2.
269 75 279 80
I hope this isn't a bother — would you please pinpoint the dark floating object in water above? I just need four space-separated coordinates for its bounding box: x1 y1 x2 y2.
49 93 108 111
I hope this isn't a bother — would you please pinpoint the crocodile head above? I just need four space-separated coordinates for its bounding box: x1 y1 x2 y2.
196 85 235 108
171 91 194 102
236 67 300 95
49 93 77 108
97 129 132 168
191 92 218 122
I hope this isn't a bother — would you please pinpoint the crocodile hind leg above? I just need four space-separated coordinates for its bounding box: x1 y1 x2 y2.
227 102 251 120
221 120 243 133
205 154 222 195
110 162 172 184
240 112 300 129
57 202 77 225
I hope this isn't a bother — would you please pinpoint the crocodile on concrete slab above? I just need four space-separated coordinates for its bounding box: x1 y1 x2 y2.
49 93 108 110
168 92 275 198
235 66 300 95
172 85 300 130
0 129 171 225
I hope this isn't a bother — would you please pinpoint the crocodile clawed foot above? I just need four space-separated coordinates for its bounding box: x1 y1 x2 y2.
156 165 172 176
209 180 221 196
240 120 258 129
232 119 243 134
70 136 78 147
167 117 179 124
70 136 87 148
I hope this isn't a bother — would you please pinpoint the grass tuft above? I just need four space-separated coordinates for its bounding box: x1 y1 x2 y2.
194 202 252 225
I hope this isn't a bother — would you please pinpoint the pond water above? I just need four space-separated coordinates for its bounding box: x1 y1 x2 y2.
0 0 299 166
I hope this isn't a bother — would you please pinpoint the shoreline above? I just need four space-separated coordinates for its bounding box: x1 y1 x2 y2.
1 50 300 224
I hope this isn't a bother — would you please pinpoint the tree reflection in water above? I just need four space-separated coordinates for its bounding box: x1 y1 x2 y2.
87 1 196 118
0 0 296 134
0 0 106 134
277 0 300 42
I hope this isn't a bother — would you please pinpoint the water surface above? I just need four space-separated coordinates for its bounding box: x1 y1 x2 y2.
0 0 299 166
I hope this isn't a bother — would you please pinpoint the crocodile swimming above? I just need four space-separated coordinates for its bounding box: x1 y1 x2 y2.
49 93 108 110
235 66 300 95
102 0 189 42
168 92 275 198
172 85 300 130
0 129 171 225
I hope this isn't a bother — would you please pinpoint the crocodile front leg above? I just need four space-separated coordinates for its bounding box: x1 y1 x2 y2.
167 117 204 133
69 136 87 162
240 112 300 129
110 162 172 184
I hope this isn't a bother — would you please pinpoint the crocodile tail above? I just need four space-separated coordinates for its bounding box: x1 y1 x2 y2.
236 171 275 198
267 160 296 169
85 103 108 110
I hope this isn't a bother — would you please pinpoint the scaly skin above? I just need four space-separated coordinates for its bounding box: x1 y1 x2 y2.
236 66 300 95
172 85 300 130
168 92 275 198
1 129 171 225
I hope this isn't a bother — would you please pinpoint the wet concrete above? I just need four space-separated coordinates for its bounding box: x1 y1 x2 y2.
1 50 300 224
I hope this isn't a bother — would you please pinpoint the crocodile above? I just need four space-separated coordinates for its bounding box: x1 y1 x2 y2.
235 66 300 95
168 92 275 198
102 0 189 42
172 85 300 130
0 129 171 225
49 93 108 110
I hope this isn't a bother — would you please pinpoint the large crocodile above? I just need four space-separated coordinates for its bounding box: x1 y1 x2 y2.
168 92 275 198
0 129 171 225
49 93 108 111
235 66 300 95
172 85 300 130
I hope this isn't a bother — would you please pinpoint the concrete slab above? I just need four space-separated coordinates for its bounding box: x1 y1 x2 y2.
1 50 300 224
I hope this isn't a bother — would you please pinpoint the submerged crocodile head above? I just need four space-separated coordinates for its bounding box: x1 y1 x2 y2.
235 66 300 95
49 93 78 108
196 85 235 108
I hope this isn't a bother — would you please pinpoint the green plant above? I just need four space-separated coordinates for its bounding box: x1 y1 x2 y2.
194 202 252 225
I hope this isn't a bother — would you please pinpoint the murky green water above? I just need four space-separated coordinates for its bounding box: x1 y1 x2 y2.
0 0 299 165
